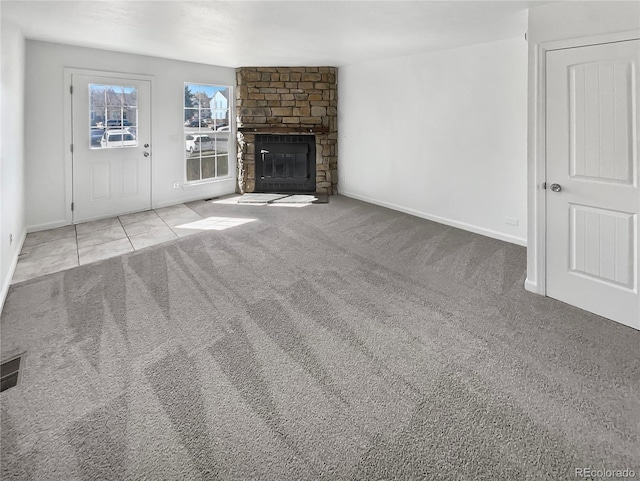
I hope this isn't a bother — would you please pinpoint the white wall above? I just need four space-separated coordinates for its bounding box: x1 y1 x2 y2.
1 20 26 309
338 32 528 245
25 41 236 232
525 1 640 293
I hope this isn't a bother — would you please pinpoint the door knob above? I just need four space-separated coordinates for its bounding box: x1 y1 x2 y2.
143 151 150 157
550 183 562 192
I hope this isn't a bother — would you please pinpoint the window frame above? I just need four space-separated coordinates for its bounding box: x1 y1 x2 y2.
183 82 233 185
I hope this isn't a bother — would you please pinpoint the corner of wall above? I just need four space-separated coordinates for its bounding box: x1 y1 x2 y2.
0 230 26 313
1 20 27 312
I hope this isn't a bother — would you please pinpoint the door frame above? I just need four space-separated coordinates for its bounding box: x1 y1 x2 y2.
525 29 640 296
63 68 155 225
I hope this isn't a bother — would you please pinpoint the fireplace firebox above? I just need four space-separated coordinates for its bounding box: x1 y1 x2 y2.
255 135 316 193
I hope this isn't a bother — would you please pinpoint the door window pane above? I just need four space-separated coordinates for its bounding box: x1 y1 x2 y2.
184 83 231 181
90 84 138 149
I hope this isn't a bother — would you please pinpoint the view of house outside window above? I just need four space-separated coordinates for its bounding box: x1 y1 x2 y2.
184 83 231 182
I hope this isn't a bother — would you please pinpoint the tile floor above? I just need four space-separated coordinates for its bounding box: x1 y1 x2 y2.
11 193 315 285
12 203 207 285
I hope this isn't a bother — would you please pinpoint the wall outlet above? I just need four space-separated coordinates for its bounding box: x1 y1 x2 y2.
505 217 519 226
173 182 180 189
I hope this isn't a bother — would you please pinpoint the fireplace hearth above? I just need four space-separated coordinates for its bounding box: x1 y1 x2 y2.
235 67 338 195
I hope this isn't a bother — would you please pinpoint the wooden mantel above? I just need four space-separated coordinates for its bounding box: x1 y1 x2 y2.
237 126 330 134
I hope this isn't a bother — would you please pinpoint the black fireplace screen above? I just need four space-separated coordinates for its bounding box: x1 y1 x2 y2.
255 135 316 192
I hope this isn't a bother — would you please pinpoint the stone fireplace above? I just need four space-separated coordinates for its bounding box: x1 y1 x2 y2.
235 67 338 195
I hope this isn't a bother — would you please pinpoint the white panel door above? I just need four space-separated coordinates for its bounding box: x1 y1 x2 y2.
546 39 640 330
72 74 151 223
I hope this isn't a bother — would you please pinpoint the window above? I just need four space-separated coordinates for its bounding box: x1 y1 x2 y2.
184 83 231 182
90 84 138 149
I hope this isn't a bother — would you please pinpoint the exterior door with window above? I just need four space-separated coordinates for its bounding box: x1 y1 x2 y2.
72 74 151 223
546 39 640 330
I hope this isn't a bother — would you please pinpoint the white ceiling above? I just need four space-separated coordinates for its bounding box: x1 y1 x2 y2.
1 1 538 67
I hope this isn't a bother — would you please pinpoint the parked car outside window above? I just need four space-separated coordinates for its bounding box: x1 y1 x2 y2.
101 129 137 148
106 119 132 128
185 134 215 153
184 118 208 127
91 128 104 147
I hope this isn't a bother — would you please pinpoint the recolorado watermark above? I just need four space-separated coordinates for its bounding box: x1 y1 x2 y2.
575 467 636 479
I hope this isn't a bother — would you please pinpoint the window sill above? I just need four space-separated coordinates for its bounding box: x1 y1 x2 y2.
183 176 234 188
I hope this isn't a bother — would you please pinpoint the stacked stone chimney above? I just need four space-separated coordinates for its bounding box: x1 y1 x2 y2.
235 67 338 194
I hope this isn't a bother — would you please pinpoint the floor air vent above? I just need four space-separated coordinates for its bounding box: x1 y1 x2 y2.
1 354 24 393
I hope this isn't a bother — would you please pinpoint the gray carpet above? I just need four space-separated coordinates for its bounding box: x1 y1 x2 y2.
1 195 638 480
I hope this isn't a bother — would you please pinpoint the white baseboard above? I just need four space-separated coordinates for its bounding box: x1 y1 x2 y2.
524 278 542 294
1 229 27 313
27 219 70 233
339 191 527 247
27 189 238 230
153 191 236 210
